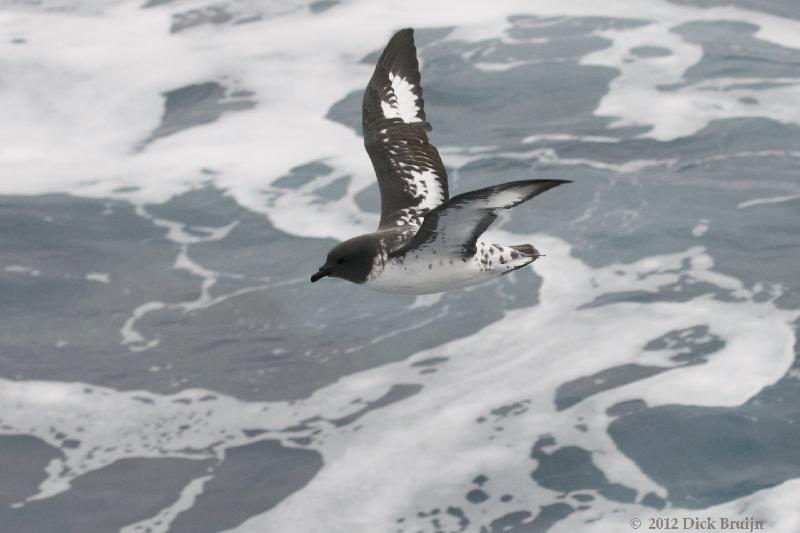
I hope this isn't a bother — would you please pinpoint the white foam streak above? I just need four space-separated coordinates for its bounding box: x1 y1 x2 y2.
4 265 41 277
738 193 800 208
583 22 800 140
691 218 709 237
120 475 214 533
120 301 165 351
522 133 621 144
85 272 111 283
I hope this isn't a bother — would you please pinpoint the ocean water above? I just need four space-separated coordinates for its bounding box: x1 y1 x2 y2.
1 0 799 532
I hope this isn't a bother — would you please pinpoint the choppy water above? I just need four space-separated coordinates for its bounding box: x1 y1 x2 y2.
1 1 799 532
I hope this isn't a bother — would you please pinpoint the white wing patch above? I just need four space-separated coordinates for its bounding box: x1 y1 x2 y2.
408 168 445 211
380 73 423 123
485 189 533 209
380 168 446 228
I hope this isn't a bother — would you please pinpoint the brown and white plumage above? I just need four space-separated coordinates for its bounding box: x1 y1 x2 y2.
362 29 448 229
310 28 571 294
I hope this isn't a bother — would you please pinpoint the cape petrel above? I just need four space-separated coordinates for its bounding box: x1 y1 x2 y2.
311 28 570 294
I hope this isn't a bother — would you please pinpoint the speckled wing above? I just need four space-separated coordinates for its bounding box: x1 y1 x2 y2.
362 28 449 230
393 180 571 257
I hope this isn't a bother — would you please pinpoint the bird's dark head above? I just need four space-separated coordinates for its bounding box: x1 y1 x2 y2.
310 235 378 285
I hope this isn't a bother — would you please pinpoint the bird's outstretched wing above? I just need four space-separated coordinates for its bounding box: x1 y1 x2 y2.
392 180 571 257
362 28 449 230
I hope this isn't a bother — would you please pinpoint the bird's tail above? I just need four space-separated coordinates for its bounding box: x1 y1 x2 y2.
509 244 540 257
499 244 541 276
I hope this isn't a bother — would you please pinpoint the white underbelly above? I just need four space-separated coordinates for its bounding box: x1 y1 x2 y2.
365 254 487 294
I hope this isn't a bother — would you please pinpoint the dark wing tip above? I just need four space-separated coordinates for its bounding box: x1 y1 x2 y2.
533 179 573 191
500 178 573 190
529 179 572 200
377 28 419 77
389 28 415 45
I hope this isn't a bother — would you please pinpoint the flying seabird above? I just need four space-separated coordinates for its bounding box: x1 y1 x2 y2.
310 28 570 294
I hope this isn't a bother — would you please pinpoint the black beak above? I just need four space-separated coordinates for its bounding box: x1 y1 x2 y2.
310 268 329 283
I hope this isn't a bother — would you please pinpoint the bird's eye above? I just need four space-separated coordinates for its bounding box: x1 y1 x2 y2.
337 258 346 264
